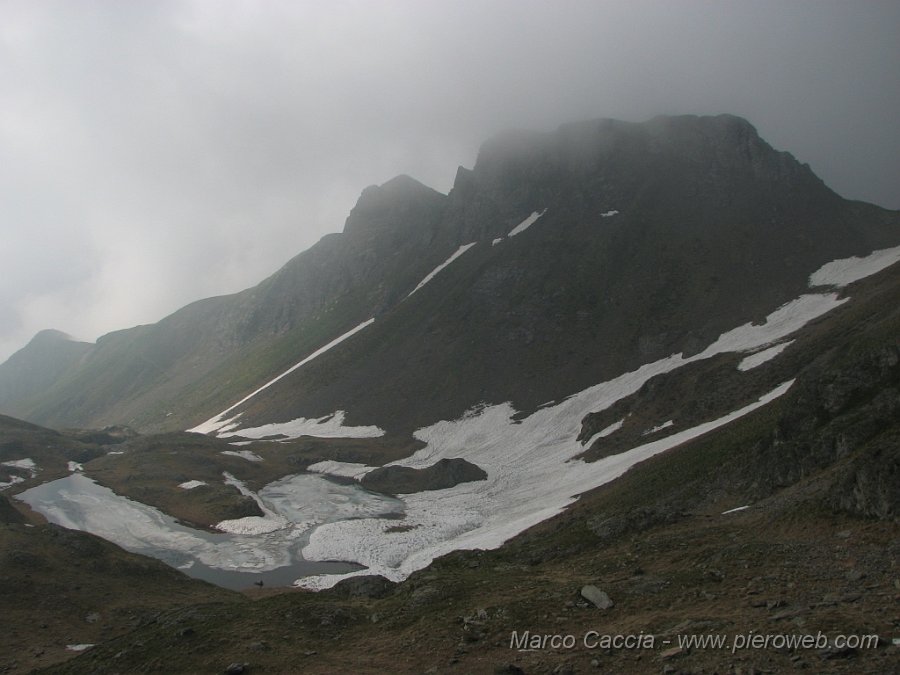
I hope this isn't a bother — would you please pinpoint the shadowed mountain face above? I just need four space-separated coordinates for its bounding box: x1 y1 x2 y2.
1 115 898 437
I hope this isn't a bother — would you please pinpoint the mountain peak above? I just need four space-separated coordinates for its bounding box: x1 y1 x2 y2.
459 113 825 218
28 329 77 346
343 175 447 237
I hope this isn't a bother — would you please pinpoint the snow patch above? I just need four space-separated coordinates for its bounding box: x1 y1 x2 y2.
2 458 36 471
217 410 384 442
507 209 546 237
809 244 900 288
583 418 625 448
306 460 375 480
0 476 24 490
722 505 750 515
738 341 794 371
600 210 619 217
66 644 94 652
492 237 504 246
189 319 376 435
697 294 846 358
1 458 38 489
221 450 264 462
408 243 477 297
67 461 83 472
642 420 674 436
214 472 289 535
178 480 206 490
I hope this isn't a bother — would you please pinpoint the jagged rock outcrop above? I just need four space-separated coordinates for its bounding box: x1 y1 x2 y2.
744 341 900 518
360 458 487 494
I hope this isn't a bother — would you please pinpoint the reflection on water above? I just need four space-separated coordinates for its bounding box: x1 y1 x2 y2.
17 472 402 591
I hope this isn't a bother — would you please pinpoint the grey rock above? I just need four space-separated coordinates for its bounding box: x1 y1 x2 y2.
580 585 614 609
845 568 866 582
330 574 395 599
361 458 487 494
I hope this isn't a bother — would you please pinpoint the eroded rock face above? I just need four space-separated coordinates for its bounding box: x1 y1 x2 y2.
831 431 900 519
360 458 487 494
749 343 900 518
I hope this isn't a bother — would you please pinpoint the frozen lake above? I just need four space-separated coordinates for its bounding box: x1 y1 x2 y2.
17 472 403 591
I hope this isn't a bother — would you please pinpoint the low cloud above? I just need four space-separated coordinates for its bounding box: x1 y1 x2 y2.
2 1 898 361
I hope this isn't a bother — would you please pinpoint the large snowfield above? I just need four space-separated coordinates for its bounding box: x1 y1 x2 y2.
17 245 900 588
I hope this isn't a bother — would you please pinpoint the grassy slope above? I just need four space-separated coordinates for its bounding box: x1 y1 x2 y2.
0 523 242 674
0 415 106 494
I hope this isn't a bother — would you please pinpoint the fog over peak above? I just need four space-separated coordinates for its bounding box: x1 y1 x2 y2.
2 1 898 362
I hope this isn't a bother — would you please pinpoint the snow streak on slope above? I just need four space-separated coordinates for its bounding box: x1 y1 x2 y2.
507 209 546 237
217 410 384 441
738 341 794 371
643 420 674 436
221 450 263 462
189 319 375 435
307 460 373 479
178 480 206 490
695 294 845 357
582 418 625 448
407 243 477 298
809 244 900 288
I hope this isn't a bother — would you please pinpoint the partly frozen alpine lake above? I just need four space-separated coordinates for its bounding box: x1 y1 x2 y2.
17 472 403 590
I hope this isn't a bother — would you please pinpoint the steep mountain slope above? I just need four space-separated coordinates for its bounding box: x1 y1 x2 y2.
2 115 897 437
0 330 92 414
193 115 900 437
0 176 451 431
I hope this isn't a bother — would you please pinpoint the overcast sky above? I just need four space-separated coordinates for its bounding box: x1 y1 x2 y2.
1 1 898 362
